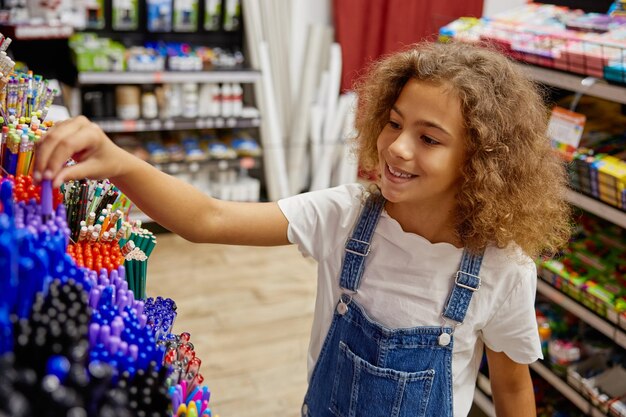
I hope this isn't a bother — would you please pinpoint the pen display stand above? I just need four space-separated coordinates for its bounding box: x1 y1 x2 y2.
0 174 219 416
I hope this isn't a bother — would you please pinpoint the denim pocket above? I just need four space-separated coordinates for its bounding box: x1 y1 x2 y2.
330 342 435 417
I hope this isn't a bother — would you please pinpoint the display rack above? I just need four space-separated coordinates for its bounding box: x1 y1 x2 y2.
0 24 74 40
529 361 606 417
516 63 626 105
472 62 626 416
565 189 626 229
94 116 261 133
537 280 626 350
78 70 261 84
153 156 260 175
474 362 607 417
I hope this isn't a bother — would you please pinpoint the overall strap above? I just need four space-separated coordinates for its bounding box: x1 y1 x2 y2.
442 249 484 324
339 191 386 292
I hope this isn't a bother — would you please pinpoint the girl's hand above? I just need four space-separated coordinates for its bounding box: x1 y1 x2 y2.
34 116 130 188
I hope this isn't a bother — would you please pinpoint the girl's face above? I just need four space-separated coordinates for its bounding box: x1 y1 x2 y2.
377 79 466 210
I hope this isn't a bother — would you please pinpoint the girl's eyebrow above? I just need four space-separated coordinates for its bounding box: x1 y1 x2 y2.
391 105 453 138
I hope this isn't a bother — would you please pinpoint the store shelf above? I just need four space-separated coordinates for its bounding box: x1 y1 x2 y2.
0 24 74 40
530 361 605 417
153 156 260 175
473 388 496 417
78 70 261 85
536 280 626 350
95 117 261 133
517 63 626 105
566 189 626 229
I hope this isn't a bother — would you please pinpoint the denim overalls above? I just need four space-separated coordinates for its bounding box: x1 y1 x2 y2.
302 191 484 417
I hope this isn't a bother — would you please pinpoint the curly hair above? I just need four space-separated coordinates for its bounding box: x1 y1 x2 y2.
353 41 571 257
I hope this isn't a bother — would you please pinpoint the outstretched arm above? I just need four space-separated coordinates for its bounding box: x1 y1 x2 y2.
35 117 290 245
486 347 536 417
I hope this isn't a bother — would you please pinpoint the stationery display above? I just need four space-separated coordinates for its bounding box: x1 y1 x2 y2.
0 31 219 414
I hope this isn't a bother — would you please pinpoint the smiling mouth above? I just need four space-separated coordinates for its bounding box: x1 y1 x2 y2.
387 164 417 179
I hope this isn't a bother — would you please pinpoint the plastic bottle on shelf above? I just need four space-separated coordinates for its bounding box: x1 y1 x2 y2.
166 84 183 118
231 83 243 117
220 83 233 117
198 83 212 117
182 83 199 119
209 84 221 117
115 86 141 120
141 89 159 119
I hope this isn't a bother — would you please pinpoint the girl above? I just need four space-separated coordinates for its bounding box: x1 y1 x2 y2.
35 41 571 417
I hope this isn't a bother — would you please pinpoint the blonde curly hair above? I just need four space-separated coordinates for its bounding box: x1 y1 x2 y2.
353 41 571 257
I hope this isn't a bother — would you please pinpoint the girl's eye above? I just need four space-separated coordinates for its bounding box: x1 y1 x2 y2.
388 121 401 129
422 136 440 145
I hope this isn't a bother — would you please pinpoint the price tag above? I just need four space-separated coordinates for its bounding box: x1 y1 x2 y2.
227 118 237 127
218 160 228 170
150 120 161 130
215 118 225 128
240 157 256 169
154 72 163 83
122 120 137 132
164 120 175 129
547 106 585 159
252 118 261 126
169 163 180 174
196 119 206 129
205 118 214 128
189 162 200 172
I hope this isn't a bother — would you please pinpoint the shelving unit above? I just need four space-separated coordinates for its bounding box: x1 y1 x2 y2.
474 363 606 417
515 63 626 416
0 24 74 40
536 280 626 350
565 189 626 229
78 70 261 85
153 156 260 175
95 116 260 133
529 361 606 417
516 63 626 105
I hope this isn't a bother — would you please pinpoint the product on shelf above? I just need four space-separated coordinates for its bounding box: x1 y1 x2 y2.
70 34 246 73
535 299 626 415
439 4 626 85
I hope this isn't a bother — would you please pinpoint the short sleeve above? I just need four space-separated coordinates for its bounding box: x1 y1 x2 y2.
481 262 543 364
277 184 363 261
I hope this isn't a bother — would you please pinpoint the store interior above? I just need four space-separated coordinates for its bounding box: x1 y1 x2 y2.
2 0 626 416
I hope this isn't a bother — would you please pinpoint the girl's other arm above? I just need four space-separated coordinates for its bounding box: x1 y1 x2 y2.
34 117 289 245
486 347 536 417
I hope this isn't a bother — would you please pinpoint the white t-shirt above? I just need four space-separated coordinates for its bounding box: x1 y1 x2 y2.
278 184 543 417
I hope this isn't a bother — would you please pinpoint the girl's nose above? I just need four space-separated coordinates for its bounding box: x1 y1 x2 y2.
388 131 414 160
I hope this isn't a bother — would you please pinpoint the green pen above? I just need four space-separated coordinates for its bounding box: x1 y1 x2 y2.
88 184 103 215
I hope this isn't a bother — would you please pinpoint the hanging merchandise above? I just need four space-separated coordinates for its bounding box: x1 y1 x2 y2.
223 0 240 31
112 0 140 30
204 0 222 30
147 0 173 32
173 0 199 32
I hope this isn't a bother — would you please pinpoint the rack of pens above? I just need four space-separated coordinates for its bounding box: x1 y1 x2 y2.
62 177 156 301
0 34 57 178
0 33 219 417
0 174 219 416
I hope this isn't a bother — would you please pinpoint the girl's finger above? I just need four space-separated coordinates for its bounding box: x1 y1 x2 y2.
34 116 92 180
35 118 100 182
